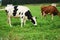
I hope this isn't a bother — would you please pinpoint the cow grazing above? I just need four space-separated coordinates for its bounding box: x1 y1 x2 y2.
41 5 60 20
5 5 37 27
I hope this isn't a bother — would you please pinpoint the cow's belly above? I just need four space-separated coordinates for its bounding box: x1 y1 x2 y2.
9 14 20 18
13 15 20 17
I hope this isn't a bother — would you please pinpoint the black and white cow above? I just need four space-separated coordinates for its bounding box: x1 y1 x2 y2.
5 5 37 27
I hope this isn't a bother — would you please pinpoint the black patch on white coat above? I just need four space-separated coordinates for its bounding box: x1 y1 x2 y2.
22 13 23 15
5 10 8 15
22 16 23 18
25 10 35 24
25 10 32 19
13 6 18 16
19 12 21 15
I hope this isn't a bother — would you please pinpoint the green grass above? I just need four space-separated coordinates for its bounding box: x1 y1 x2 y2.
0 4 60 40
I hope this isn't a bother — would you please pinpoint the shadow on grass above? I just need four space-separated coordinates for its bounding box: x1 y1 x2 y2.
12 22 21 26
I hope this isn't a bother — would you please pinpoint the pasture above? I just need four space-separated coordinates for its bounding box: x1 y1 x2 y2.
0 4 60 40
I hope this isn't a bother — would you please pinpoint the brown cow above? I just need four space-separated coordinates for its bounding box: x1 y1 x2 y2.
41 5 60 20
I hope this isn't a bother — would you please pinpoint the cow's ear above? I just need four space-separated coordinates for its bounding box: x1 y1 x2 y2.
32 16 37 19
34 16 37 19
35 17 37 19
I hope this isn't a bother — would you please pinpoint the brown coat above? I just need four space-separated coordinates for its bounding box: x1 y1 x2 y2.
41 5 60 20
41 6 59 16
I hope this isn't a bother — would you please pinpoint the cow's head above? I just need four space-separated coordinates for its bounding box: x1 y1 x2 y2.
31 16 37 26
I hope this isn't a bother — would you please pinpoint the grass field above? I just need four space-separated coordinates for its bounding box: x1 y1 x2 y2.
0 4 60 40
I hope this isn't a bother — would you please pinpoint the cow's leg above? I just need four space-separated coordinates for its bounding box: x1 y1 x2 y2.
24 19 26 26
42 12 46 19
51 14 53 20
21 18 24 27
8 16 12 27
41 11 43 19
43 12 46 17
23 17 27 26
